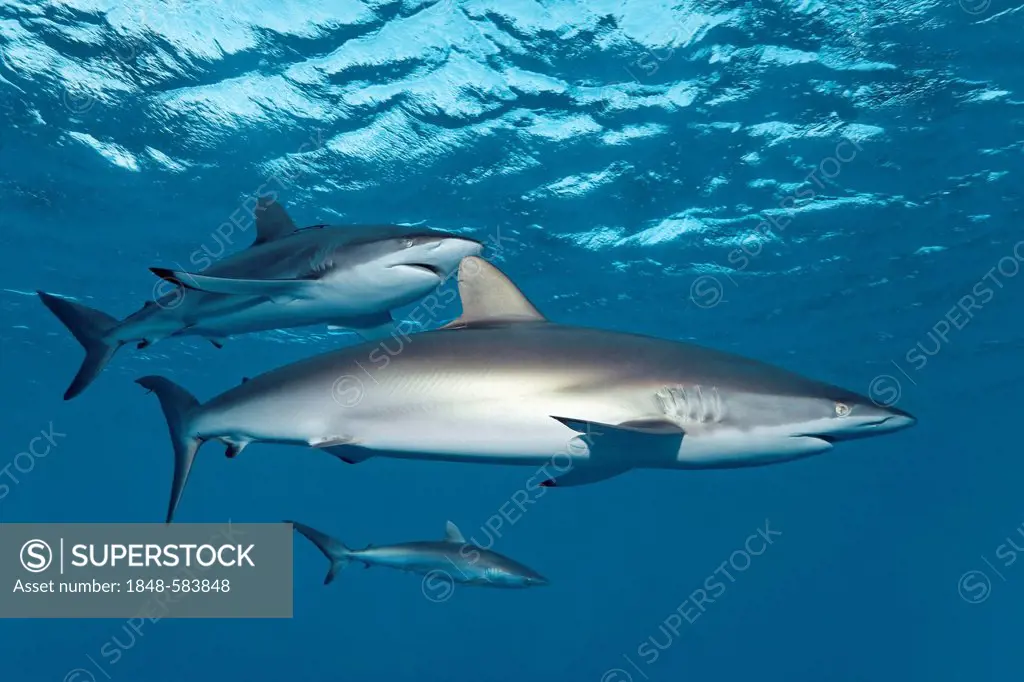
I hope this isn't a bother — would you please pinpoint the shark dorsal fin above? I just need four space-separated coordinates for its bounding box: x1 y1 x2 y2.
253 196 297 246
442 257 545 329
444 521 466 543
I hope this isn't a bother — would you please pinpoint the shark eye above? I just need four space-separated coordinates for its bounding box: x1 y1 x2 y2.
403 238 415 248
835 402 851 417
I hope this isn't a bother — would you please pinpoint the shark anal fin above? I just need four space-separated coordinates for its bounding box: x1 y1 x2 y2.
209 338 226 349
149 268 318 301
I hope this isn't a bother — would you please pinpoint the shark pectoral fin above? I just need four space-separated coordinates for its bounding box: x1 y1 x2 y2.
444 521 466 543
616 419 688 435
551 416 684 436
442 256 546 329
149 268 318 301
253 196 297 246
540 465 631 488
550 416 685 468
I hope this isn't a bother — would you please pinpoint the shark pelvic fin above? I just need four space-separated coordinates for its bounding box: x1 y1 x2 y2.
442 256 546 329
444 521 466 543
149 268 317 301
223 440 248 459
288 521 352 585
253 195 297 246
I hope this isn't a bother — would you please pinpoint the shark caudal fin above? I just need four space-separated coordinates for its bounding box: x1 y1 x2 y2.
288 521 353 585
136 376 202 524
37 292 121 400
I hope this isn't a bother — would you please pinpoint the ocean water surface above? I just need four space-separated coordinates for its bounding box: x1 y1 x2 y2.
1 0 1022 680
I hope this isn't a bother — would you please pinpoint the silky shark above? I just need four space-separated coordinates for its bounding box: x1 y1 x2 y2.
139 256 915 523
37 197 482 399
290 520 548 588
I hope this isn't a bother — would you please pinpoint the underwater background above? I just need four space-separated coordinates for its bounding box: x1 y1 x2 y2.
1 0 1022 679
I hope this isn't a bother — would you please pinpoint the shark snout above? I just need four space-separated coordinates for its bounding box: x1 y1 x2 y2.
428 236 484 275
860 402 916 433
812 402 916 443
394 235 483 280
875 409 916 433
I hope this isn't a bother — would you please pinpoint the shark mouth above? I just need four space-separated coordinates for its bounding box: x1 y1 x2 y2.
807 435 839 444
798 417 898 444
394 263 446 277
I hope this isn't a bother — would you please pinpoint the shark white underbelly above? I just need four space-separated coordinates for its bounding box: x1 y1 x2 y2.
139 257 915 522
37 196 481 399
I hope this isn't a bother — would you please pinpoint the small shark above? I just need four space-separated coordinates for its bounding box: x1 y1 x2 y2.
290 519 549 588
37 197 482 399
139 257 915 523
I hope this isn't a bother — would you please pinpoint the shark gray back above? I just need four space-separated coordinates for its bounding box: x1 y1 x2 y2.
37 196 482 399
138 256 915 522
289 520 548 588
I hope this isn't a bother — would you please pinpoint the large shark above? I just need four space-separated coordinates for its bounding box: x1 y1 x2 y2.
290 520 548 588
139 256 915 522
37 197 482 399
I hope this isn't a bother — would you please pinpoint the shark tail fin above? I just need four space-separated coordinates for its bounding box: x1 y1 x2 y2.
288 521 352 585
136 376 202 524
37 291 121 400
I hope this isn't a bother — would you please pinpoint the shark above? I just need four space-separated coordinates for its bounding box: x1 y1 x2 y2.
138 256 916 522
290 520 548 588
37 197 482 399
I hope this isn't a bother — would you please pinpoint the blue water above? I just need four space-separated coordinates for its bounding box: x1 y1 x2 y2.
1 0 1022 679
